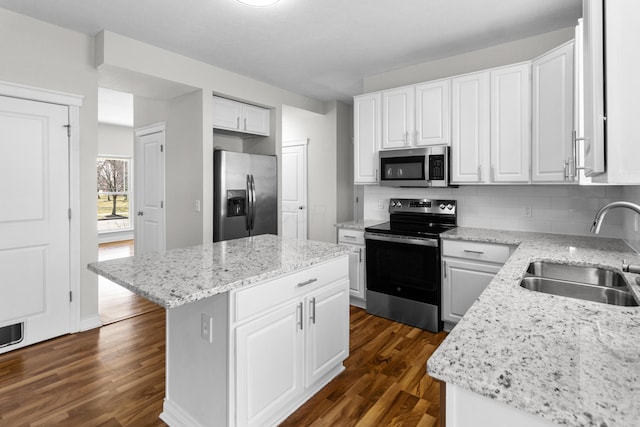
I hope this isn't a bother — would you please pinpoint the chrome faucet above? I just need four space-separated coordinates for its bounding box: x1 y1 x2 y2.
590 201 640 233
591 201 640 278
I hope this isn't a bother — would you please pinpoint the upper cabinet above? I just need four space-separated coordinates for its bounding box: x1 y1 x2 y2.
381 87 415 149
415 80 451 146
587 0 640 184
490 63 531 183
213 96 270 137
450 63 531 185
450 71 490 184
353 93 381 184
532 41 576 183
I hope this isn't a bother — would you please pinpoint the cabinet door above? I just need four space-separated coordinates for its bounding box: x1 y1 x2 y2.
354 93 381 184
382 87 415 149
415 80 450 146
235 302 303 427
305 280 349 387
451 72 490 183
242 104 270 136
213 96 242 131
346 246 366 300
442 258 501 324
490 63 531 183
532 42 575 183
581 0 606 177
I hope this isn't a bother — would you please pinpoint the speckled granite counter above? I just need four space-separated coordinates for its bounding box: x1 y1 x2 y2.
429 227 640 427
334 219 384 231
88 234 352 309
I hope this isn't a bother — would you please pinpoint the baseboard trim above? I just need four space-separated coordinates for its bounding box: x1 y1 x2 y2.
79 316 102 332
161 398 206 427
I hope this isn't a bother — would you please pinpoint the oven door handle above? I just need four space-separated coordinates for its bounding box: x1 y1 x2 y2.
364 232 438 247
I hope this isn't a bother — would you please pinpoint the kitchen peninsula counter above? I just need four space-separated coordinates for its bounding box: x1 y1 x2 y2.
429 227 640 427
89 234 352 427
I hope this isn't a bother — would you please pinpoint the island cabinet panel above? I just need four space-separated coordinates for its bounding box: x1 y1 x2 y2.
235 303 304 427
231 255 349 427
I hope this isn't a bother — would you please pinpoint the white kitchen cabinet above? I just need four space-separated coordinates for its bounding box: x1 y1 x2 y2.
415 79 450 146
353 93 381 184
589 0 640 184
213 96 270 136
532 41 576 183
382 86 415 149
490 63 531 183
231 256 349 427
305 281 349 387
441 239 514 330
235 302 303 427
337 228 366 304
450 71 490 184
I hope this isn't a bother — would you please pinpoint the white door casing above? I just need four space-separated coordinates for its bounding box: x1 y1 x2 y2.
0 95 71 353
135 123 166 255
281 140 307 241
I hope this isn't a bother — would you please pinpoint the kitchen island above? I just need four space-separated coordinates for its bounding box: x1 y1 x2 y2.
428 228 640 427
88 234 352 427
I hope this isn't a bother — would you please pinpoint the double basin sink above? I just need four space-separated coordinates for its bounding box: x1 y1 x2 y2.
520 261 639 307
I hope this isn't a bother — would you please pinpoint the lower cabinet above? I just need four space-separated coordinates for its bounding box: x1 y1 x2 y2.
337 228 366 304
441 239 514 330
232 258 349 427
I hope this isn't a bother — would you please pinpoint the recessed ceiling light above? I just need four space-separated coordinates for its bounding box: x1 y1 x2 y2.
235 0 280 7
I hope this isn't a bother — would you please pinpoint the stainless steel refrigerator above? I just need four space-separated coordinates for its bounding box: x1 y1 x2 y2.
213 150 277 242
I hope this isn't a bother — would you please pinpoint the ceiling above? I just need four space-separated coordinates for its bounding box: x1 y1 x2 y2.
0 0 581 103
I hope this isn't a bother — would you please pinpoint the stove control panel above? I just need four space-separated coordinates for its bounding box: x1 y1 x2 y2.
389 198 456 215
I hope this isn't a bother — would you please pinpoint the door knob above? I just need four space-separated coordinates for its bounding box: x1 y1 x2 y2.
298 206 304 210
137 211 144 216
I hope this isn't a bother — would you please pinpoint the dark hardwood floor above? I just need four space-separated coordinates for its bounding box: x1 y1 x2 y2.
99 240 161 325
0 305 446 426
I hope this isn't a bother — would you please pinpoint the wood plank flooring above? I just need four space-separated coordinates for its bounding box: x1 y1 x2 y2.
99 240 161 325
0 306 446 426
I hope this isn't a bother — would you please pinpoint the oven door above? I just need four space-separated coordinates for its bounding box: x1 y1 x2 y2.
365 233 440 305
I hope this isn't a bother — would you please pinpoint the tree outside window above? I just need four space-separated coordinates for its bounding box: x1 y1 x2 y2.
97 157 132 233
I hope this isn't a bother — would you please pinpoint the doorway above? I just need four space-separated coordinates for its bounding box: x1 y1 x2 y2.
282 140 308 240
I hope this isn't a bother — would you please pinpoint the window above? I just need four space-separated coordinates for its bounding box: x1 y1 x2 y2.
97 157 132 233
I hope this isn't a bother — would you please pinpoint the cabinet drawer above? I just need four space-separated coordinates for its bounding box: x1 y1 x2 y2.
442 239 513 264
338 228 365 245
232 256 349 324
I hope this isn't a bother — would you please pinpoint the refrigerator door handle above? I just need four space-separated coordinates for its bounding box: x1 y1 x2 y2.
245 174 252 231
250 174 257 230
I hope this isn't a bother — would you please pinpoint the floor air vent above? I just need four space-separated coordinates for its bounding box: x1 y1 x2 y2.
0 323 24 348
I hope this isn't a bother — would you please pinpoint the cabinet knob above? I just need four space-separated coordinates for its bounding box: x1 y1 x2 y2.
137 211 144 216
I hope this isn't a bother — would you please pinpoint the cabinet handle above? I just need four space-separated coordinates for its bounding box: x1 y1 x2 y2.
572 130 587 173
359 247 362 263
443 260 447 278
297 278 317 287
375 169 379 181
310 297 316 324
342 235 357 240
477 165 482 182
244 118 247 130
490 166 495 182
236 117 240 129
463 249 485 255
297 302 303 330
563 160 569 180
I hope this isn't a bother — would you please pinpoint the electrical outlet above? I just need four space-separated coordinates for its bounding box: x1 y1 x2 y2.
195 199 201 212
201 313 213 343
523 206 533 218
378 199 384 210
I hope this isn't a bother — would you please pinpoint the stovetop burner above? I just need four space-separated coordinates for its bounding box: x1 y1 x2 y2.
365 198 457 238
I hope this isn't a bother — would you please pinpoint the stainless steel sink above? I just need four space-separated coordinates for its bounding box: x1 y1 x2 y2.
520 262 639 307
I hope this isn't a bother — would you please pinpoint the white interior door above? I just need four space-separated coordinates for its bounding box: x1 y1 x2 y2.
281 141 307 240
0 95 70 353
135 124 166 255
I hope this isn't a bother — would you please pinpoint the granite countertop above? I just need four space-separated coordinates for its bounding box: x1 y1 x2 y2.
429 227 640 427
88 234 352 309
334 219 385 231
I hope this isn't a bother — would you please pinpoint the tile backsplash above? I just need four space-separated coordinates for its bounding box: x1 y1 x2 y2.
364 185 627 239
622 186 640 252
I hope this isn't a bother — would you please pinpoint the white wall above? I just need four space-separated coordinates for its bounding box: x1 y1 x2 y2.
363 28 575 93
165 90 204 250
0 8 100 326
365 185 626 239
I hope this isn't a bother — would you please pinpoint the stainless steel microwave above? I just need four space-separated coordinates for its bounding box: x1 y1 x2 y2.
379 146 449 187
